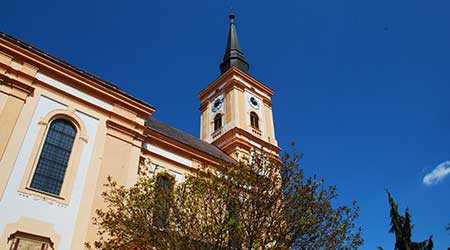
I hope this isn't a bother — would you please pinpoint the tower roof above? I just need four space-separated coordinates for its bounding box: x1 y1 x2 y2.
219 14 250 74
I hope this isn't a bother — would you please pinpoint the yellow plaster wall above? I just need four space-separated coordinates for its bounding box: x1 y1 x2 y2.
0 96 24 159
0 217 60 250
84 133 134 245
201 108 209 140
125 141 143 187
225 90 233 124
0 39 157 249
0 92 7 114
237 88 247 129
0 90 38 200
199 71 279 157
263 103 277 145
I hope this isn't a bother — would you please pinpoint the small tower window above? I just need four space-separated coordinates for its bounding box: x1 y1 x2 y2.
214 113 223 131
250 112 259 129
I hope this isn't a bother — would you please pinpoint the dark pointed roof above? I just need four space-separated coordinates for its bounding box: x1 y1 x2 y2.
219 14 249 74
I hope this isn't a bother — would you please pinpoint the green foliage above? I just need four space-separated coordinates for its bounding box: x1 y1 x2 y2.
386 192 434 250
86 149 363 249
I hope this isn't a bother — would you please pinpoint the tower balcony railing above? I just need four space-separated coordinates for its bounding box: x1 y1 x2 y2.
251 127 262 137
212 128 223 140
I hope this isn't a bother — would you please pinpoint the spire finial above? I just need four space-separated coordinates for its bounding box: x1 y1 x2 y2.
219 11 250 74
229 6 235 23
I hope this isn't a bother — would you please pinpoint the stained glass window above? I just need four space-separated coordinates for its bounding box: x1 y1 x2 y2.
30 119 76 195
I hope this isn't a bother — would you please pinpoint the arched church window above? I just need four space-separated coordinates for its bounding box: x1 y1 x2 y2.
153 173 175 229
30 119 76 195
214 113 223 131
250 112 259 129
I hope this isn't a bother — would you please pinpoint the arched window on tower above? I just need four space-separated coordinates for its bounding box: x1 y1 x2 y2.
250 112 259 130
30 119 77 196
214 113 223 131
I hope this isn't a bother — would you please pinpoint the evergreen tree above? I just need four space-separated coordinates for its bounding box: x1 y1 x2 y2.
387 192 433 250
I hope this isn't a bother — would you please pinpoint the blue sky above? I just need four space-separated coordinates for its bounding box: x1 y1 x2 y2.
2 0 449 249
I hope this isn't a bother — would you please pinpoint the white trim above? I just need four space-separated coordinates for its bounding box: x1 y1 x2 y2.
144 143 192 167
206 82 226 99
248 139 272 153
0 96 100 250
169 169 185 183
36 73 113 111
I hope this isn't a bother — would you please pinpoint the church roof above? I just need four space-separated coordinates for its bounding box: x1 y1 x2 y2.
145 117 234 163
219 14 250 74
0 32 155 111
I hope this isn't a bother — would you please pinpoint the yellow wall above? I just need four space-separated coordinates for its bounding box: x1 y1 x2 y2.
1 36 254 249
198 68 280 158
0 37 156 249
84 133 134 245
0 92 7 114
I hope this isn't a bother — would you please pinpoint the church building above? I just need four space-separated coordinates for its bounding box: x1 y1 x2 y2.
0 14 279 249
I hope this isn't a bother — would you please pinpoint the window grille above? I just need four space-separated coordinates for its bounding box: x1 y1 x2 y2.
30 119 76 195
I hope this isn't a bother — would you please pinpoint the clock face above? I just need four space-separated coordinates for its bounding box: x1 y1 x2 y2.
211 96 224 112
249 96 260 109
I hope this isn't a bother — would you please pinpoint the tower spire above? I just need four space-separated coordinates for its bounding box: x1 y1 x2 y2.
219 12 250 74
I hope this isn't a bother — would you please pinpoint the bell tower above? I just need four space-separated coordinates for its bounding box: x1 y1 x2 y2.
199 14 280 159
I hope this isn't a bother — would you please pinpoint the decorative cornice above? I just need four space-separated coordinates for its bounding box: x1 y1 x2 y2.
0 74 34 101
212 126 281 154
106 120 146 144
198 67 274 101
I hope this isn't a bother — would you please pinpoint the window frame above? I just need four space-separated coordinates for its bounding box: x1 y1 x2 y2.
213 113 223 131
250 111 259 130
29 119 77 196
19 108 88 205
153 172 175 229
8 231 54 250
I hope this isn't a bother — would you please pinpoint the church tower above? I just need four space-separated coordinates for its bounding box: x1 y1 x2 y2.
199 14 280 159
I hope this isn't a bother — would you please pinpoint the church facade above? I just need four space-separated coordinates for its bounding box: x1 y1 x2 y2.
0 14 279 249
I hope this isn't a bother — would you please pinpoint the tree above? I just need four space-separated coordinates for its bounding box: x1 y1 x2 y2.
86 149 363 249
386 192 433 250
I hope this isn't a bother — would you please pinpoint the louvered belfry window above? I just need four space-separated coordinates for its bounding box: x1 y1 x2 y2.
30 119 76 195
